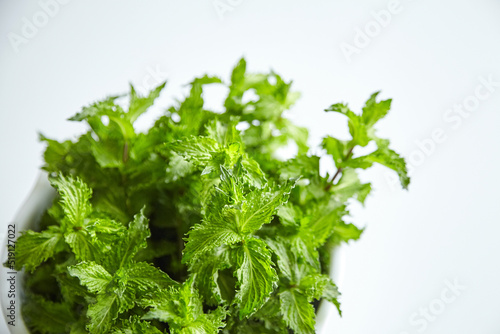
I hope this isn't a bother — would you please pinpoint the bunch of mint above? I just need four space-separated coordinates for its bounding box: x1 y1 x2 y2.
11 59 409 334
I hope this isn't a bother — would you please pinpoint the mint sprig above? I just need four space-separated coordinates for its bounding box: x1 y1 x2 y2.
9 58 409 334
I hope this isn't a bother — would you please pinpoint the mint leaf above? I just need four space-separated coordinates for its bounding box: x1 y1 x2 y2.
362 91 391 127
112 316 163 334
322 136 351 169
68 261 112 293
370 137 410 189
68 96 123 123
300 273 341 314
127 82 166 124
142 278 227 333
86 293 120 334
170 75 222 134
190 251 231 305
239 181 295 234
342 138 410 189
50 174 92 228
116 208 150 269
265 237 295 281
171 136 219 166
125 261 178 292
279 289 315 334
22 295 76 334
183 167 294 263
332 220 364 244
14 226 64 272
303 203 346 248
234 238 277 318
330 169 371 204
182 211 242 263
64 229 100 261
326 103 370 147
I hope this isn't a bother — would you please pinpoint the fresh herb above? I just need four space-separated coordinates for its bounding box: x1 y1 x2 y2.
10 58 409 334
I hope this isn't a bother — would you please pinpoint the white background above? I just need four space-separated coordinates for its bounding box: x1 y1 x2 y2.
1 0 500 333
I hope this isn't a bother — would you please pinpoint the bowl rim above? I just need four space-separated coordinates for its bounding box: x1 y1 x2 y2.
0 172 56 334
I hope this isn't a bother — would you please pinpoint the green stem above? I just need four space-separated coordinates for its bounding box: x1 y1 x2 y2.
326 146 355 190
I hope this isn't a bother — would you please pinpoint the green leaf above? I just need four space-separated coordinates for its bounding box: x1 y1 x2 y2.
325 93 409 189
276 203 299 228
68 261 112 294
39 134 73 171
86 293 120 334
234 238 277 318
304 203 346 248
65 229 99 261
342 138 410 189
141 289 180 324
70 95 135 140
322 136 351 168
127 81 166 124
224 58 247 113
301 273 339 300
325 103 370 147
300 273 341 315
184 170 294 263
112 316 163 334
69 317 89 334
69 96 122 122
362 91 392 127
142 278 226 334
230 58 246 89
22 294 76 334
371 138 410 189
182 208 243 263
171 136 219 166
279 290 315 334
171 75 222 134
50 174 92 228
332 220 364 244
87 131 126 168
216 165 246 204
280 119 309 155
265 238 294 281
330 169 372 204
117 208 150 268
125 261 178 292
190 251 232 305
14 226 63 272
279 154 320 179
290 235 320 271
206 119 242 147
55 271 90 303
171 127 248 178
85 218 127 246
240 154 267 187
239 181 295 234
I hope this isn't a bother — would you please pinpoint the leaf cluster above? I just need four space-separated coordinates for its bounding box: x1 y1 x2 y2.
9 58 409 333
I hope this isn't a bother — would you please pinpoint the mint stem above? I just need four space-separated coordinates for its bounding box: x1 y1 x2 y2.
327 146 355 188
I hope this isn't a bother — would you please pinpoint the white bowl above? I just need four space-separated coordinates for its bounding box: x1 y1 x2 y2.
0 172 55 334
0 173 344 334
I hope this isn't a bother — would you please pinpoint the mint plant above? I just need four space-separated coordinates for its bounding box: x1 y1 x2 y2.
11 59 409 334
